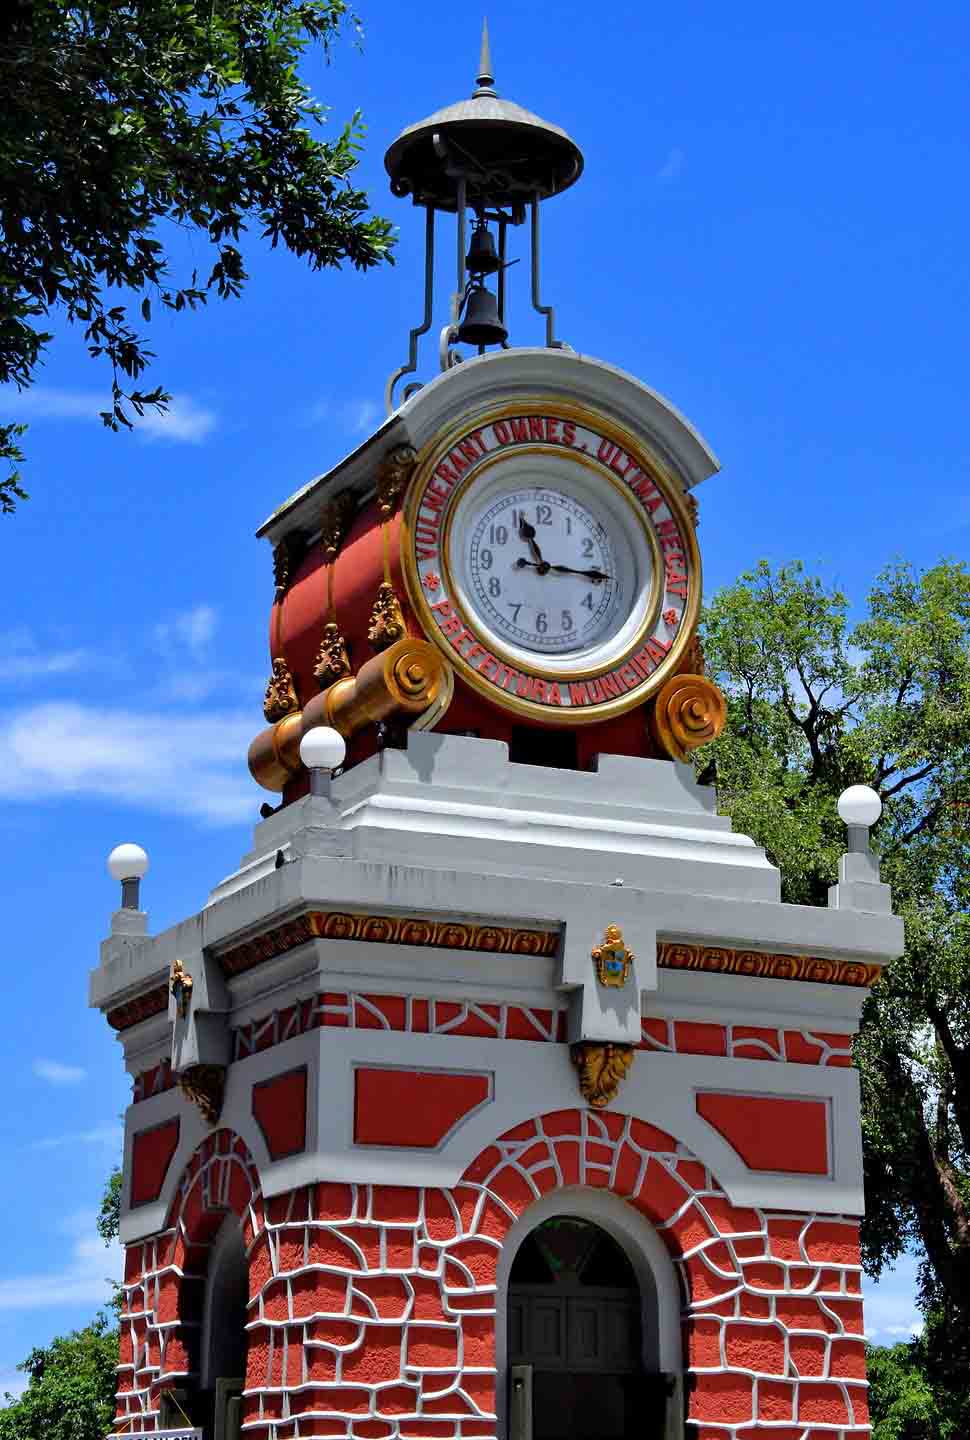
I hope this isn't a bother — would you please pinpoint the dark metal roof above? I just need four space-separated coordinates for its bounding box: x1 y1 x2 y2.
384 23 583 211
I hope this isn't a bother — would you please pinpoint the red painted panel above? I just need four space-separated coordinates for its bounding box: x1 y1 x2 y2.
354 1069 490 1147
130 1118 180 1206
696 1093 829 1175
253 1067 308 1159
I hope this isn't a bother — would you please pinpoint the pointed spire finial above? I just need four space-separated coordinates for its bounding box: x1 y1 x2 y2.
473 18 497 97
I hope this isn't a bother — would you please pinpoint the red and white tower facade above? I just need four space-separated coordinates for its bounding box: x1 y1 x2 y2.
92 33 903 1440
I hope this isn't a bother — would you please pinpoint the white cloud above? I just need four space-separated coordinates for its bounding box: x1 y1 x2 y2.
153 603 218 662
309 396 380 436
657 147 685 182
3 387 217 444
0 1210 122 1313
0 627 90 682
32 1059 86 1086
135 394 218 444
0 702 256 825
0 1368 28 1402
30 1126 122 1150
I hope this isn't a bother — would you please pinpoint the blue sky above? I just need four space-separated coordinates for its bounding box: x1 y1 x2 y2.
0 0 965 1391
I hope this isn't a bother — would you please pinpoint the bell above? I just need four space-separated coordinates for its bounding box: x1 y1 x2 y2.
465 222 500 275
457 284 508 347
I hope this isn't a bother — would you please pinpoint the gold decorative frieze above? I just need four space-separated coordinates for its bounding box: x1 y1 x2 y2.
263 656 299 722
178 1064 225 1126
368 581 407 652
219 910 560 979
571 1042 634 1109
657 941 881 989
106 983 168 1032
591 924 634 988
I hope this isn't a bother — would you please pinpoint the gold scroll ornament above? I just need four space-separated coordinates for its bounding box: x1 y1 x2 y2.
649 667 726 761
571 1043 635 1108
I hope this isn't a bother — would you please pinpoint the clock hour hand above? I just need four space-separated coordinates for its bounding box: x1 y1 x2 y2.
518 513 547 569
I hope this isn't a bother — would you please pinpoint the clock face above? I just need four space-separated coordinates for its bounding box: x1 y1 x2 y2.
466 486 622 656
402 402 699 724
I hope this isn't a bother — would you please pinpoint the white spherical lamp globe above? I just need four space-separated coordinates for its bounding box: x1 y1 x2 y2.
107 843 150 881
300 726 346 773
837 785 882 829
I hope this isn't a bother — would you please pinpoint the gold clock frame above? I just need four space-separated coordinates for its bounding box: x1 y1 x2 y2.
400 396 702 726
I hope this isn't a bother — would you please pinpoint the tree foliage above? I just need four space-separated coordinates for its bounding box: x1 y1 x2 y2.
699 557 970 1403
0 0 394 508
97 1168 121 1246
0 1315 118 1440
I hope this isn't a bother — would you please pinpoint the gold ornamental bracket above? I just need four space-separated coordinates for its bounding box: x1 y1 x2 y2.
314 622 352 689
571 1042 634 1109
263 656 300 723
248 637 453 794
368 581 407 653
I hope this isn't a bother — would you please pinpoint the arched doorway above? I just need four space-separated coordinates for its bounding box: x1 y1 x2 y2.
200 1216 248 1440
160 1215 248 1439
508 1216 671 1440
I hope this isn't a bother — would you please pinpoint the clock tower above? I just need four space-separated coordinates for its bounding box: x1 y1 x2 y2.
92 28 901 1440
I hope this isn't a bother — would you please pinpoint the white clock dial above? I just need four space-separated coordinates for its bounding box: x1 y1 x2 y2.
467 487 622 655
447 454 654 677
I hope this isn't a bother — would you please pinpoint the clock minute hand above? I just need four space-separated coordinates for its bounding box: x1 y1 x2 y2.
550 564 610 583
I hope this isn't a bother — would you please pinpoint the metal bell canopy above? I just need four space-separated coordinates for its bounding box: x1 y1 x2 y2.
384 21 585 412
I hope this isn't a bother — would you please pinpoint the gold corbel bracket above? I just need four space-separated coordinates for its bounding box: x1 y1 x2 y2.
170 958 193 1020
320 493 357 561
570 1042 634 1109
376 444 418 518
272 532 306 601
178 1064 225 1127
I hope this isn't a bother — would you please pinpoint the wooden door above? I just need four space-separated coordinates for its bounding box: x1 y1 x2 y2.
507 1217 668 1440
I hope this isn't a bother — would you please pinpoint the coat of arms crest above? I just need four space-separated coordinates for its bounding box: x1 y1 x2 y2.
591 923 634 988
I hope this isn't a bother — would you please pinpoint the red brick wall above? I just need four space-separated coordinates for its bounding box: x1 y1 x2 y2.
118 1117 868 1439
